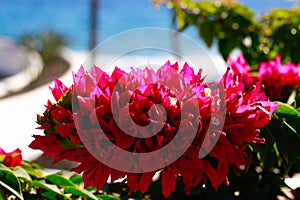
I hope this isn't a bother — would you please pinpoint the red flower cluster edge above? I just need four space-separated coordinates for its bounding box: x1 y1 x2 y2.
29 61 277 197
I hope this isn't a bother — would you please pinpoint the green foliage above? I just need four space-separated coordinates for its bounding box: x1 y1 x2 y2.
0 161 121 200
158 0 300 66
0 164 23 199
271 101 300 172
19 29 68 65
262 9 300 63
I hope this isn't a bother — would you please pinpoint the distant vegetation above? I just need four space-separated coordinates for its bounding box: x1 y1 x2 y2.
19 30 68 66
154 0 300 67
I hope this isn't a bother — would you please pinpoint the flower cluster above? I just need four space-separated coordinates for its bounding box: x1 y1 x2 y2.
259 56 300 101
228 54 300 101
0 148 22 168
29 61 277 197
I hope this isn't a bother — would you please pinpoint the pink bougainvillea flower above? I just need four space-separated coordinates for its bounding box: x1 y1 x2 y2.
29 61 277 198
0 148 22 168
259 55 300 101
228 54 300 102
49 78 69 101
227 54 259 91
228 54 250 75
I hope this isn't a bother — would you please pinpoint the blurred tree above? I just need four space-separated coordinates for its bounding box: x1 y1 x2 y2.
19 30 68 66
155 0 300 67
90 0 99 51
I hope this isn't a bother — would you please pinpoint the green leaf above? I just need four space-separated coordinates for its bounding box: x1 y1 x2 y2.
274 102 300 134
275 102 300 116
58 89 72 108
0 180 23 200
199 20 215 47
198 1 218 14
96 194 121 200
21 161 45 179
60 137 83 149
56 171 76 179
64 186 98 199
283 115 300 134
46 174 75 187
70 174 84 184
295 92 300 108
30 180 60 193
13 166 31 181
218 38 239 60
22 160 44 170
268 119 300 173
41 191 68 200
0 164 23 200
29 180 68 199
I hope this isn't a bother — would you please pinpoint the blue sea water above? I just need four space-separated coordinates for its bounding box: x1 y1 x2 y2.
0 0 295 50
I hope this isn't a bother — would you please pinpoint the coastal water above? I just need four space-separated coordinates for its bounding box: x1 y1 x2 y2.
0 0 294 50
